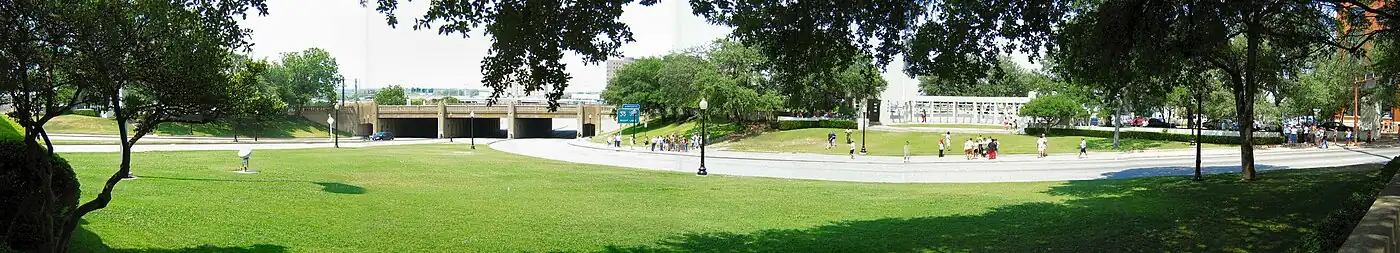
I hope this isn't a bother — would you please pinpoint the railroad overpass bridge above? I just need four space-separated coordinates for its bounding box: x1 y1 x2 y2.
313 102 618 139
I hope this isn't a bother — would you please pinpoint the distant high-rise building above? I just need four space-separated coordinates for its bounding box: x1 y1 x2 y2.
605 57 637 83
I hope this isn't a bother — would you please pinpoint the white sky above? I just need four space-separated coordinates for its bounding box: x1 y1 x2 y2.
237 0 1038 94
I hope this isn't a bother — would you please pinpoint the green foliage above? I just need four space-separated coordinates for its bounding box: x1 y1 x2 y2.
603 39 883 122
918 56 1048 97
371 0 659 109
776 120 858 130
264 48 344 111
1023 128 1283 145
0 140 78 252
69 109 99 118
1020 94 1086 129
375 85 408 105
440 96 460 104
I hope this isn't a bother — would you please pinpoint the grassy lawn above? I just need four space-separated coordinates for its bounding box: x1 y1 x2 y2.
593 119 746 144
45 115 349 138
62 144 1383 252
891 123 1009 130
0 115 20 141
719 128 1230 156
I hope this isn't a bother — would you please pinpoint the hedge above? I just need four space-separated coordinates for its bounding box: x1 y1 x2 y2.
1292 157 1400 252
0 140 79 252
71 109 99 117
776 119 857 130
1024 127 1283 145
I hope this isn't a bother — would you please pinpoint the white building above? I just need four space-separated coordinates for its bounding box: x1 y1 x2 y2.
605 57 636 83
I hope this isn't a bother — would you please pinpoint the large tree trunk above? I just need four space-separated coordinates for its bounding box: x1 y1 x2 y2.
1238 20 1261 181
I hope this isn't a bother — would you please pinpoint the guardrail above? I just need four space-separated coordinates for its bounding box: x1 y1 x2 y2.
379 105 582 115
1068 125 1281 138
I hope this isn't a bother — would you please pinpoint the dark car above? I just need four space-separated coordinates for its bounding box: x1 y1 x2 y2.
1319 122 1354 132
371 131 395 141
1146 118 1177 128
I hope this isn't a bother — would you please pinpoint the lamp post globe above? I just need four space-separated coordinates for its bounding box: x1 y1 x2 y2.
697 98 708 176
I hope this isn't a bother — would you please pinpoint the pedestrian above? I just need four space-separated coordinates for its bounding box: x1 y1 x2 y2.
827 131 837 150
1037 134 1048 158
650 136 658 151
1346 129 1354 145
1078 137 1088 158
903 140 911 163
849 140 857 159
1304 125 1312 145
1287 125 1295 145
1319 128 1329 149
938 138 946 158
988 138 998 160
963 138 974 160
944 132 951 147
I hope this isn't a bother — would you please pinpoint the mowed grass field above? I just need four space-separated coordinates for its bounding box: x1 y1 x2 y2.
60 143 1381 252
45 115 349 138
718 128 1229 156
0 115 21 141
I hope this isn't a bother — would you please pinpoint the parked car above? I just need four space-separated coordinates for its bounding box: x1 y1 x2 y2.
1318 122 1354 132
1146 118 1177 128
372 131 395 141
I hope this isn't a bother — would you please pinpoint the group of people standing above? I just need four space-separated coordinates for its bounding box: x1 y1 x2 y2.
645 133 702 152
959 135 1000 160
1283 124 1353 149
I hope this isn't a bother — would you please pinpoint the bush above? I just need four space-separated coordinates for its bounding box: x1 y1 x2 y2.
70 109 99 117
776 119 857 130
1023 128 1283 145
1291 157 1400 252
0 140 79 251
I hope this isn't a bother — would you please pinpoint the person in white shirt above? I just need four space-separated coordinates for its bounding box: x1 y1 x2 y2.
848 140 857 159
963 138 974 160
1037 134 1049 158
1078 137 1088 158
903 141 911 163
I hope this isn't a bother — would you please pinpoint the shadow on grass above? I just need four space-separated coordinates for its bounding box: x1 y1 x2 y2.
70 224 288 253
582 166 1388 253
142 176 365 195
314 182 367 194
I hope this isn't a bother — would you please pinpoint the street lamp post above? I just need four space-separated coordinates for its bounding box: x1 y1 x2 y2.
332 103 340 148
697 98 709 176
860 99 867 155
470 111 476 149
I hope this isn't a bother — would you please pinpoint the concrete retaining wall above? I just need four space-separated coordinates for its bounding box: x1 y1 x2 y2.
1340 164 1400 253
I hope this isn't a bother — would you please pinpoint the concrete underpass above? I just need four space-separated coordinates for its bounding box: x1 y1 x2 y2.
377 118 439 138
443 118 505 138
377 117 574 139
511 118 555 138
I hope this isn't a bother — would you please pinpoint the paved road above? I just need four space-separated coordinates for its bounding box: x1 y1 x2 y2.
52 138 503 153
492 139 1400 183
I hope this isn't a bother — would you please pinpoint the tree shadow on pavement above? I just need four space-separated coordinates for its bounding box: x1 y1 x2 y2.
69 224 288 253
582 165 1386 253
1099 164 1292 180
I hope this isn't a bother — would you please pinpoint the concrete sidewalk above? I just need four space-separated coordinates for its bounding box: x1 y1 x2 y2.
568 138 1290 165
497 138 1399 183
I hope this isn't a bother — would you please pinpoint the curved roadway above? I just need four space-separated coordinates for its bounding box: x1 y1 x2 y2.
492 139 1400 183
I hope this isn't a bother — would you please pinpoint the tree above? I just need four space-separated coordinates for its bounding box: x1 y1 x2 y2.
602 57 666 116
440 96 461 104
222 57 286 142
367 0 1064 109
1020 94 1086 133
375 85 408 105
0 0 267 251
918 56 1048 97
264 48 343 112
